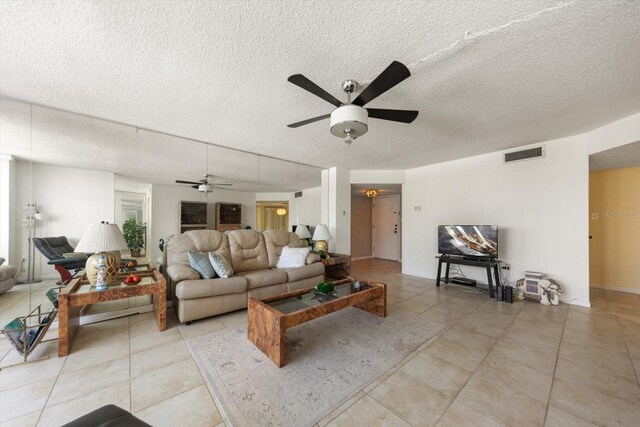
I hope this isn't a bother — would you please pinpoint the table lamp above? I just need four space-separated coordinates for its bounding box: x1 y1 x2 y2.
312 224 332 253
75 222 129 289
294 225 311 247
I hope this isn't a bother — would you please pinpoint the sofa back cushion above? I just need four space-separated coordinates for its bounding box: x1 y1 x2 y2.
227 230 269 273
167 230 231 267
263 229 303 268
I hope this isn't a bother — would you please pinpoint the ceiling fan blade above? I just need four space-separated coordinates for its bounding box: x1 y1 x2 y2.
288 74 342 107
176 180 201 185
352 61 411 107
191 185 199 189
367 108 419 123
287 114 331 128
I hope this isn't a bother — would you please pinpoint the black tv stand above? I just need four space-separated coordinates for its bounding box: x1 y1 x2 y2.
436 255 500 298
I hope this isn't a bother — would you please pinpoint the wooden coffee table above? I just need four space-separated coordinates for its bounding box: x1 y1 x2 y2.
57 269 166 356
247 277 386 367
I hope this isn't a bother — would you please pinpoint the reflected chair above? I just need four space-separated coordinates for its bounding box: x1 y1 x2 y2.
32 236 86 283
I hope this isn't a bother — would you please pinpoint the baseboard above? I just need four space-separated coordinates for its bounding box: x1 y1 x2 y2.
563 298 591 308
590 285 640 295
351 256 373 261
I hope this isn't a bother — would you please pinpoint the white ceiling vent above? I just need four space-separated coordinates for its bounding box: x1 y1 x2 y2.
504 146 544 163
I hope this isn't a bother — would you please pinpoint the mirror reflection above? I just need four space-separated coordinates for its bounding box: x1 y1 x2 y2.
0 97 322 335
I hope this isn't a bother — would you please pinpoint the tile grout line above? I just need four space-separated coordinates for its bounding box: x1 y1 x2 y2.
431 298 526 426
613 307 640 386
370 293 506 427
36 328 70 425
541 305 570 426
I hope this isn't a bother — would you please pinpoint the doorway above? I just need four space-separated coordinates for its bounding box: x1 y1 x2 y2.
373 195 401 261
256 201 289 231
351 184 402 261
588 141 640 294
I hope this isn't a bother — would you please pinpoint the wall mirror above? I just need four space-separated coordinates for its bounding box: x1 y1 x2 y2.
0 96 322 328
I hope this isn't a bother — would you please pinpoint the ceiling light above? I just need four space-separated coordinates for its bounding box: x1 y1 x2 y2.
365 189 380 198
330 105 368 146
276 207 287 216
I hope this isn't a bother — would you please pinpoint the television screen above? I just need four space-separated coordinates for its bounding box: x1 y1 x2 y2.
438 225 498 258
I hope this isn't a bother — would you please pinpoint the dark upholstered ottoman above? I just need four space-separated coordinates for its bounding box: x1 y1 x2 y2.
61 404 151 427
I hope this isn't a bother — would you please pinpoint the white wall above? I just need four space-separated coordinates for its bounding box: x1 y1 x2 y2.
295 187 321 229
321 168 351 254
151 184 256 262
403 136 590 306
14 162 115 279
586 112 640 155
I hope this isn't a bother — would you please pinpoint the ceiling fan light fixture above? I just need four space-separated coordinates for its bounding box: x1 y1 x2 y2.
365 189 380 198
330 105 368 143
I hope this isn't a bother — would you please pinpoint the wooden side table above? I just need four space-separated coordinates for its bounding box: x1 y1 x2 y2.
57 269 166 356
321 253 351 280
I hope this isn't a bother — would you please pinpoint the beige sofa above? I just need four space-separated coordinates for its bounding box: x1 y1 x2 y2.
166 229 324 323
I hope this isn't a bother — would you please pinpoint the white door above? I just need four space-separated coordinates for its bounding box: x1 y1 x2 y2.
372 195 400 261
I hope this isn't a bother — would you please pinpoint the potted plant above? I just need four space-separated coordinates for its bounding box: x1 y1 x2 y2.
122 218 146 257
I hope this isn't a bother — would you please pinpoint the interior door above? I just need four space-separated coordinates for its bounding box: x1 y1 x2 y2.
372 195 400 261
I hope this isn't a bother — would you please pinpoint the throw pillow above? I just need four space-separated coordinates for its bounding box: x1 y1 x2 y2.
188 251 217 279
62 252 88 260
0 257 5 266
276 246 311 269
208 252 234 278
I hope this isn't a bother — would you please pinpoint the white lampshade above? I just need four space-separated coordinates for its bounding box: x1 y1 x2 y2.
312 224 333 241
295 225 311 239
75 222 129 253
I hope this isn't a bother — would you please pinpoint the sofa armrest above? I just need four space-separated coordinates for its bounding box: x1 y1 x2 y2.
306 253 321 265
166 264 200 282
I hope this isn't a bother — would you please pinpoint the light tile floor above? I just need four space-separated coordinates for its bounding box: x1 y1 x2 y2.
0 259 639 426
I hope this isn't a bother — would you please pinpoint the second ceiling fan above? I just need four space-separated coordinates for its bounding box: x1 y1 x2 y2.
287 61 418 145
175 174 232 194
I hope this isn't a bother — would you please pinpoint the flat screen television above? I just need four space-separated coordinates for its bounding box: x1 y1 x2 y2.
438 225 498 258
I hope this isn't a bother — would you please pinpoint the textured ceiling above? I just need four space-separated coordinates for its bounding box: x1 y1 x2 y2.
1 1 640 176
589 140 640 171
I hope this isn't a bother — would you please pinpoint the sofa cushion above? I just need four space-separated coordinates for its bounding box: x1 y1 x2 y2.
188 251 216 279
209 252 234 278
227 230 269 273
263 230 302 267
166 264 200 282
237 269 288 289
276 246 310 269
279 262 325 283
175 276 248 299
167 230 231 267
186 230 232 261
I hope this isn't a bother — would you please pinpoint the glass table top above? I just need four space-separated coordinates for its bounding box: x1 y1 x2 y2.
72 276 156 294
267 282 373 315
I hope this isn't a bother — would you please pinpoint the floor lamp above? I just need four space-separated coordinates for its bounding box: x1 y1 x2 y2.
20 202 42 285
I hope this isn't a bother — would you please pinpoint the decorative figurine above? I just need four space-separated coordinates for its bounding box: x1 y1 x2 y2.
95 254 108 291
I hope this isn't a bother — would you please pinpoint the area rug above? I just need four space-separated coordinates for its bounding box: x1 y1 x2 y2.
187 308 446 427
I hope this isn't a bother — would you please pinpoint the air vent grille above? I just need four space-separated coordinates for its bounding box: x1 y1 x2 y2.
294 191 303 198
504 146 544 163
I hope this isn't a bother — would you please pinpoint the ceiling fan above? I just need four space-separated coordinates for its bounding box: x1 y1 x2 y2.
175 174 232 194
287 61 418 145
